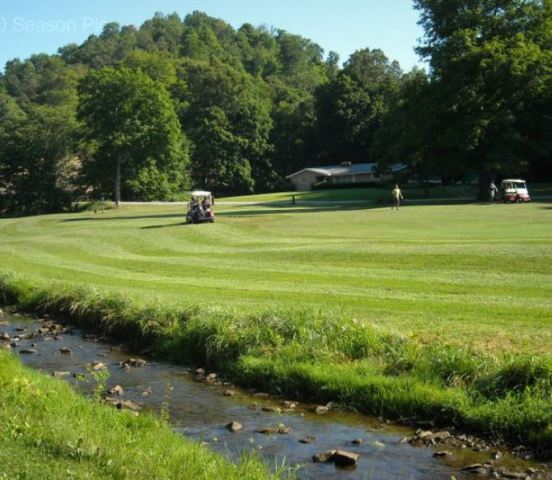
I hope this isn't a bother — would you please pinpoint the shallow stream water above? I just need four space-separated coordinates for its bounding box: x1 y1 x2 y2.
2 313 549 480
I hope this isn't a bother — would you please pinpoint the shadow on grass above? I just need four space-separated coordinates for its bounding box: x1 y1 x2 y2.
136 206 368 227
60 197 490 224
61 205 371 223
62 213 185 222
216 199 481 216
533 197 552 207
215 205 369 217
141 222 187 230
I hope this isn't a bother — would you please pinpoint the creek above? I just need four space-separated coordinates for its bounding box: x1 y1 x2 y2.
2 313 549 480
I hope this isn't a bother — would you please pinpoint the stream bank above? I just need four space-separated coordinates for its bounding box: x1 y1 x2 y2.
1 310 550 480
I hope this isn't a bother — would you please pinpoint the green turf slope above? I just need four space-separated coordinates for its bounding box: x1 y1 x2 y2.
0 202 550 354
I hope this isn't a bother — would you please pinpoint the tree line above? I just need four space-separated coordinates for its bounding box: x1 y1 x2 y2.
0 2 550 214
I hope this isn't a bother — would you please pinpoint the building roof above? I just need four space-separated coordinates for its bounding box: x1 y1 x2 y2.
286 163 407 179
285 168 333 179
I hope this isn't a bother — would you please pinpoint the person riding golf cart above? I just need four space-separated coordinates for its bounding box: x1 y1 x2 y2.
501 179 531 203
186 190 215 224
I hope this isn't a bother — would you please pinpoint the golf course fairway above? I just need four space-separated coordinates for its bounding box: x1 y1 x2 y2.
0 201 550 353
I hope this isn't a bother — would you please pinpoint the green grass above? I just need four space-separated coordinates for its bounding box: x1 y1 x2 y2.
0 201 550 354
0 199 551 454
220 182 552 203
220 184 479 203
0 352 284 480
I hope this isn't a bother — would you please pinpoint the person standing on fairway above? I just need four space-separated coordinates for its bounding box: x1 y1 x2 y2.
391 184 403 210
489 181 498 203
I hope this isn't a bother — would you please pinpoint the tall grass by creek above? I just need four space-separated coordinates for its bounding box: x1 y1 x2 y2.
2 273 551 457
0 352 286 480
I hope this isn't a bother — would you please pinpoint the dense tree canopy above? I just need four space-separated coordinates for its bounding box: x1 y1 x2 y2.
315 48 403 165
0 101 78 214
175 59 273 194
0 5 550 214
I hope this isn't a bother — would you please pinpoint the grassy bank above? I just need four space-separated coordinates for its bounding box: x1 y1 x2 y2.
0 350 285 480
1 274 551 457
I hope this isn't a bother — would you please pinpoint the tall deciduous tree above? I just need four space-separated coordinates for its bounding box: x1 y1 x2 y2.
372 68 431 174
413 0 552 197
0 100 79 214
268 78 318 179
3 54 83 107
77 68 189 205
175 60 273 194
0 58 82 216
314 48 403 165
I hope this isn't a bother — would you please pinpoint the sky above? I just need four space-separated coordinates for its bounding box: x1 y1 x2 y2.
0 0 426 72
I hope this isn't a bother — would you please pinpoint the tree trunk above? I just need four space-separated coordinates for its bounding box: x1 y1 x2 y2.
477 170 491 202
423 180 430 198
115 155 122 208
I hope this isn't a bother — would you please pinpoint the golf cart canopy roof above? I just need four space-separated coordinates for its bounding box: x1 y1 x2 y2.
190 190 212 197
501 179 525 183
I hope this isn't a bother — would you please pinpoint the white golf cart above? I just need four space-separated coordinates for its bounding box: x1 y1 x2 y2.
186 190 215 224
501 179 531 203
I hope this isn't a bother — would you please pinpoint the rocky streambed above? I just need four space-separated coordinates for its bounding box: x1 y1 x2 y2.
1 308 550 480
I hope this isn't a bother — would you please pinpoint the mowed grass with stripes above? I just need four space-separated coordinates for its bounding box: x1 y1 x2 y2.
1 200 550 353
1 199 551 452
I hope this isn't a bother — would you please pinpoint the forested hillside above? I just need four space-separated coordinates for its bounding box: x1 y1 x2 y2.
0 2 550 214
